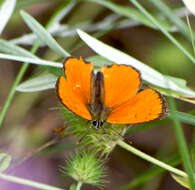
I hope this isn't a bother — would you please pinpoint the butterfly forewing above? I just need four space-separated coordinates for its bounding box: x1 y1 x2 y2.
101 64 141 108
56 57 93 120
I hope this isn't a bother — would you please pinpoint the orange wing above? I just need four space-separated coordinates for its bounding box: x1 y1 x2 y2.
107 88 168 124
101 64 141 108
56 57 93 120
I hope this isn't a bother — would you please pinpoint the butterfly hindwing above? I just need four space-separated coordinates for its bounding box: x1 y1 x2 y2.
107 88 168 124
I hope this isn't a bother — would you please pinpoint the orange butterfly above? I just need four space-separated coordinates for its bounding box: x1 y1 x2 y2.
56 57 168 129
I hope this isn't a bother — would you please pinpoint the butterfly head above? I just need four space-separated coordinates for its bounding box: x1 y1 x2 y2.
90 120 104 129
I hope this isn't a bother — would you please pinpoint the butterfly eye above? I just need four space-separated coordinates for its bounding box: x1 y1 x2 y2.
91 120 104 129
92 120 97 126
99 121 104 127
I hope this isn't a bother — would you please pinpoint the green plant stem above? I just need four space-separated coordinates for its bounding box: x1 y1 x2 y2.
117 140 187 178
128 0 195 64
116 154 181 190
0 173 64 190
76 181 83 190
168 97 195 189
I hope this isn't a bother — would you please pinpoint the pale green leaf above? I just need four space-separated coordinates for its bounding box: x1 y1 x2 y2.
0 153 11 172
182 0 195 15
151 85 195 104
16 74 57 92
87 55 113 68
172 174 191 189
0 39 37 58
0 53 62 68
165 75 187 89
20 10 70 57
0 0 16 34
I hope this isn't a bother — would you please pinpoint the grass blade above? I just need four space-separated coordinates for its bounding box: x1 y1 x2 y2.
148 0 195 40
168 97 195 189
128 0 195 64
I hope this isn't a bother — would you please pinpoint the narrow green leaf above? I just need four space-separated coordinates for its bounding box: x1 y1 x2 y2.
0 0 16 34
151 85 195 104
0 39 37 58
20 10 70 57
16 74 57 92
12 1 76 46
89 0 171 30
48 0 76 25
0 153 11 172
128 0 195 64
87 55 113 68
77 30 195 100
172 174 191 189
165 75 187 89
148 0 194 40
0 53 62 68
89 0 155 28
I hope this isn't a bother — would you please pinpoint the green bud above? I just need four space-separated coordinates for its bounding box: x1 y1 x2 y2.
61 151 106 188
